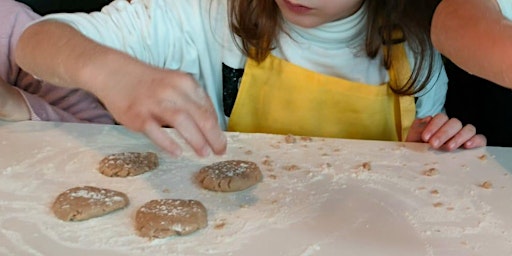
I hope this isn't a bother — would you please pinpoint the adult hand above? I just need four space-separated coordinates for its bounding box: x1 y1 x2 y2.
93 66 227 158
0 77 30 121
406 113 487 151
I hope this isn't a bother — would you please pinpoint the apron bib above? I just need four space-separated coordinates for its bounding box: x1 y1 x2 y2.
228 43 415 141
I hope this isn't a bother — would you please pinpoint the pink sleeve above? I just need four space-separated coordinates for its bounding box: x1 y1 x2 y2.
1 0 114 124
15 71 114 124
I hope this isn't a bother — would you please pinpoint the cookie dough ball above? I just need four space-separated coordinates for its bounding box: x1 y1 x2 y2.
196 160 262 192
135 199 207 239
52 186 129 221
98 152 158 177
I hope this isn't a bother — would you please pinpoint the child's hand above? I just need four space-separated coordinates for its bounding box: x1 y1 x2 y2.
0 77 30 121
406 113 487 151
93 66 227 158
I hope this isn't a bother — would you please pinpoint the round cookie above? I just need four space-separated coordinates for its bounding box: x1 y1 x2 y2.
196 160 262 192
135 199 207 239
52 186 129 221
98 152 158 177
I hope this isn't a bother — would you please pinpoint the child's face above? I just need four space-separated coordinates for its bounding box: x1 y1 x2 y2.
275 0 364 28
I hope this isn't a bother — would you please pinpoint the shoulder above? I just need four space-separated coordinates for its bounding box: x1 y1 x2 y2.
0 0 40 26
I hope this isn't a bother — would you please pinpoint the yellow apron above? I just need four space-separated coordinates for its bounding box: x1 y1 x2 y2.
227 43 415 141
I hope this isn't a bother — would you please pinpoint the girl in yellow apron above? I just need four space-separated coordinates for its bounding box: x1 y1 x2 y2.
228 39 414 142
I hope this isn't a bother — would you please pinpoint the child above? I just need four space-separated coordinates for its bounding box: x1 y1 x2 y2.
432 0 512 89
15 0 486 157
1 0 114 124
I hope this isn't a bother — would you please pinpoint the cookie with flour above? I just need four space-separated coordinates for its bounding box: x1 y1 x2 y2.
135 199 208 239
98 152 158 177
52 186 129 221
196 160 263 192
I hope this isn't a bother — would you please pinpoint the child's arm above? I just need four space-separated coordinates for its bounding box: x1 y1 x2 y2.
432 0 512 89
16 20 226 157
406 113 487 151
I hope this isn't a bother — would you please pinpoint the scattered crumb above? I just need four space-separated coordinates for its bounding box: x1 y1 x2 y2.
433 202 444 208
262 158 274 167
268 174 277 180
430 189 439 195
285 134 297 144
333 148 341 152
321 163 332 169
423 168 439 177
300 136 313 142
321 153 330 157
162 188 170 193
361 162 371 171
478 154 487 161
270 144 281 149
446 207 455 211
244 150 253 155
479 181 493 189
282 165 300 171
271 200 278 205
214 222 226 230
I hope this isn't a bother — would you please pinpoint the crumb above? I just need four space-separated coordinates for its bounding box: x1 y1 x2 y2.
433 202 444 208
321 153 330 157
430 189 439 195
268 174 277 180
362 162 371 171
333 148 341 152
214 222 226 230
479 181 492 189
300 136 313 142
282 165 300 171
162 188 171 193
422 168 439 177
270 144 281 149
271 200 278 205
322 163 332 169
285 134 297 144
244 150 253 155
416 186 427 191
478 154 487 161
262 158 274 167
446 207 454 211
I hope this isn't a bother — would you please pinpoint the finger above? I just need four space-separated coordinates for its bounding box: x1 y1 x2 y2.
406 116 432 142
158 106 213 157
463 134 487 149
188 97 227 155
177 82 227 155
421 113 449 142
143 121 183 157
439 124 477 151
426 117 463 149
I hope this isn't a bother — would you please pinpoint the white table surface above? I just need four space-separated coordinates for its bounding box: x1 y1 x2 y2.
0 120 511 256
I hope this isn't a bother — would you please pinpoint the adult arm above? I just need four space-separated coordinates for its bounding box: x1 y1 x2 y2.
431 0 512 89
15 19 226 157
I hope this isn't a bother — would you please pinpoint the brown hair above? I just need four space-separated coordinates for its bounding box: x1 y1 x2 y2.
229 0 441 95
